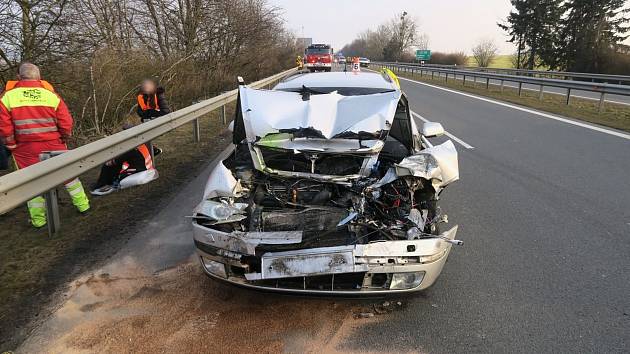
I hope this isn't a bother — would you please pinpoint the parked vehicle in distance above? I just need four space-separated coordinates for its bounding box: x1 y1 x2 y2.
304 44 333 72
192 71 462 295
359 57 371 67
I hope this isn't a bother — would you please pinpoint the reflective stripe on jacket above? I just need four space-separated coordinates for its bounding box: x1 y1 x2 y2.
137 93 159 111
136 144 153 170
0 81 73 144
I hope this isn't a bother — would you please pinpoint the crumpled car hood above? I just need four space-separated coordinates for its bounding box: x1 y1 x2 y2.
239 86 401 140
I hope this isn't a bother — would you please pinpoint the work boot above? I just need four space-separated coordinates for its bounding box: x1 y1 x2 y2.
90 185 116 196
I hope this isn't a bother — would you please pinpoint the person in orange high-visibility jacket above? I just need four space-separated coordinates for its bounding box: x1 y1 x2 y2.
136 79 170 123
0 63 90 228
90 123 158 196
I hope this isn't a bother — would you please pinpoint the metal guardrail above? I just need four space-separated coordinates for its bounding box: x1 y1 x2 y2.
378 61 630 85
374 62 630 111
0 67 298 219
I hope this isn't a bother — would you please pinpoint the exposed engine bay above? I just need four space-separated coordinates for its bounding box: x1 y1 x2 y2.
192 77 460 294
198 144 447 249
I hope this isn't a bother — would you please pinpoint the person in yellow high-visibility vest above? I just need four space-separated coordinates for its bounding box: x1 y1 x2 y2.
0 63 90 228
296 55 303 70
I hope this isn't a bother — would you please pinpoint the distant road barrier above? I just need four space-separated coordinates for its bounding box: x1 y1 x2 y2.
373 62 630 112
0 67 297 231
378 61 630 85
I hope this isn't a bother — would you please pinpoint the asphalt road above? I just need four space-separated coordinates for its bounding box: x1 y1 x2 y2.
18 69 630 353
394 67 630 105
338 74 630 353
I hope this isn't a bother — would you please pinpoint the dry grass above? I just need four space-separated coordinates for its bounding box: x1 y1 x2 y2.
0 104 236 350
466 54 514 69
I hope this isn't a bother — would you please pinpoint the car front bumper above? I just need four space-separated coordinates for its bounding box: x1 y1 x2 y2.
193 222 458 295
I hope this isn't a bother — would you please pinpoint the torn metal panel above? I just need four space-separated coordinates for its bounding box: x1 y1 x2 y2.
202 161 243 200
239 86 400 140
356 226 458 258
193 222 302 255
396 140 459 189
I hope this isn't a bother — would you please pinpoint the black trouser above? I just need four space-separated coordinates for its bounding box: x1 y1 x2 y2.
94 162 123 188
0 143 9 170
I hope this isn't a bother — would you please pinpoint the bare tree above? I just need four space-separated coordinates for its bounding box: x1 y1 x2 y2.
0 0 298 139
472 39 498 67
341 13 428 62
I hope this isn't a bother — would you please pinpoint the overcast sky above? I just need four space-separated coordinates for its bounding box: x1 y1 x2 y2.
270 0 519 54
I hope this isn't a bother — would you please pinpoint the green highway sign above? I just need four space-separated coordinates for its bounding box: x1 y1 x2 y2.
416 49 431 61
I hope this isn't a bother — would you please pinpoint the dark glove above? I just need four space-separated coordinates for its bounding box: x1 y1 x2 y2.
0 144 9 170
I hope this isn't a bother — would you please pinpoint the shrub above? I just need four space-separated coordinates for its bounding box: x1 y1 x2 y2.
428 52 468 66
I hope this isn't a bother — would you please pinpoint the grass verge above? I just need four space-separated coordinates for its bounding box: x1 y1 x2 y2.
0 104 235 350
381 66 630 132
466 55 514 69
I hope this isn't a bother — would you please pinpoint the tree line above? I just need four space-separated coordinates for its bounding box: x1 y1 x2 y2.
0 0 299 141
340 12 428 62
500 0 630 73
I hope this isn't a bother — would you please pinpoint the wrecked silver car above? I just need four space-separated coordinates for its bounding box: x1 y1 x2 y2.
193 71 461 294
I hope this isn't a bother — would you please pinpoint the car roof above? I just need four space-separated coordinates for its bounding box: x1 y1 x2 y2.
274 71 398 91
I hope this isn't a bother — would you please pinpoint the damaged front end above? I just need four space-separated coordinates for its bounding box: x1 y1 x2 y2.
192 83 460 294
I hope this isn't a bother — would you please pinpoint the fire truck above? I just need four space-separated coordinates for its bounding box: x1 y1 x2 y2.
304 44 333 72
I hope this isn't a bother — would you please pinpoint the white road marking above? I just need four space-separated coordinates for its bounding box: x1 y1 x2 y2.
411 111 475 150
398 76 630 141
403 70 630 106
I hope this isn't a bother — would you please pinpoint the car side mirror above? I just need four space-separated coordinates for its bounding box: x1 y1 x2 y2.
422 122 445 138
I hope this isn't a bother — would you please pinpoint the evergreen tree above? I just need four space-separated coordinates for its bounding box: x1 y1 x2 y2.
559 0 630 72
498 0 563 69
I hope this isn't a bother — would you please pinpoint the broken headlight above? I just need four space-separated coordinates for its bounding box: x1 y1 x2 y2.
195 200 248 224
389 272 425 290
396 153 438 177
201 257 227 278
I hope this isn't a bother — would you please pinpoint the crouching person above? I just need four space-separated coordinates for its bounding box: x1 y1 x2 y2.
91 136 159 196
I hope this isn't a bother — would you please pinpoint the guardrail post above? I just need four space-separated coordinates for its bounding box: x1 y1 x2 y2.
39 151 63 236
221 104 227 124
192 118 201 142
431 71 434 80
598 92 605 113
539 85 544 100
518 82 523 97
566 88 572 105
486 78 490 90
463 75 466 86
44 186 60 237
445 72 448 82
500 80 504 92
